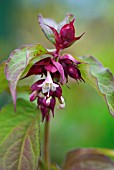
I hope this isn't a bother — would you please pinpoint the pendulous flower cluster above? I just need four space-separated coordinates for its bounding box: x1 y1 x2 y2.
24 14 84 121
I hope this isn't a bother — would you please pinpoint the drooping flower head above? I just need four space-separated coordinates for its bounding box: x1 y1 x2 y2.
22 13 84 121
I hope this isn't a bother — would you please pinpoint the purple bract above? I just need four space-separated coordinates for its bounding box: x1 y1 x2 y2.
47 19 84 50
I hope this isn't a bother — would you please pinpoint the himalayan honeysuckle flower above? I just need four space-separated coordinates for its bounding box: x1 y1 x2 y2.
59 54 85 83
21 14 84 121
29 72 65 121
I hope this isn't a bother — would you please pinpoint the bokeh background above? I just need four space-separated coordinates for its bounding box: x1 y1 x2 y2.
0 0 114 166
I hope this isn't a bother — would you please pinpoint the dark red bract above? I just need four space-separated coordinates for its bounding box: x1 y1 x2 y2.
59 54 84 82
46 19 84 50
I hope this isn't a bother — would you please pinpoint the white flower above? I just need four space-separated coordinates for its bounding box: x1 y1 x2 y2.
38 71 59 96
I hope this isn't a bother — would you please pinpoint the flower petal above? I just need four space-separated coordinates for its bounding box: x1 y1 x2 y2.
31 79 44 91
30 91 37 101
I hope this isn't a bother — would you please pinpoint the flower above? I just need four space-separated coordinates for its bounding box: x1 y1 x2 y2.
29 71 65 121
45 19 84 50
24 54 84 121
59 54 84 83
38 71 59 94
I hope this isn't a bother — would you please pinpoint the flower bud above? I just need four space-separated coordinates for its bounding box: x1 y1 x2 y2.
59 96 65 109
60 19 75 42
37 97 42 106
41 97 47 107
54 85 62 98
40 106 49 122
59 103 65 109
67 65 81 80
30 91 37 102
49 97 56 117
31 79 44 91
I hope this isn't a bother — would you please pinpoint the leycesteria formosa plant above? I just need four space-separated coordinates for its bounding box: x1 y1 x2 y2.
0 13 114 170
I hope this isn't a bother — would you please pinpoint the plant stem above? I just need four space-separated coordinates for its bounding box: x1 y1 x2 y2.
44 120 50 170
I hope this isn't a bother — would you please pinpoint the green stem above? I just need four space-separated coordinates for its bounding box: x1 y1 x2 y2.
44 120 50 170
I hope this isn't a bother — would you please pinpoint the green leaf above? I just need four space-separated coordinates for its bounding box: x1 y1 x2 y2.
62 148 114 170
0 61 8 93
5 44 49 110
78 56 114 116
0 99 40 170
38 14 74 45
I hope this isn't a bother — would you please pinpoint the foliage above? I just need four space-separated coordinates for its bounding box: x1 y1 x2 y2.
5 44 49 110
0 99 40 170
79 56 114 115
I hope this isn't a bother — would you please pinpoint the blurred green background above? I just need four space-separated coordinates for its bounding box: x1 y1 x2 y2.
0 0 114 166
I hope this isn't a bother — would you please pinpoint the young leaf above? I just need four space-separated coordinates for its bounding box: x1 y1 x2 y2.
78 56 114 116
0 99 40 170
5 44 49 110
62 148 114 170
0 61 8 93
38 14 57 44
